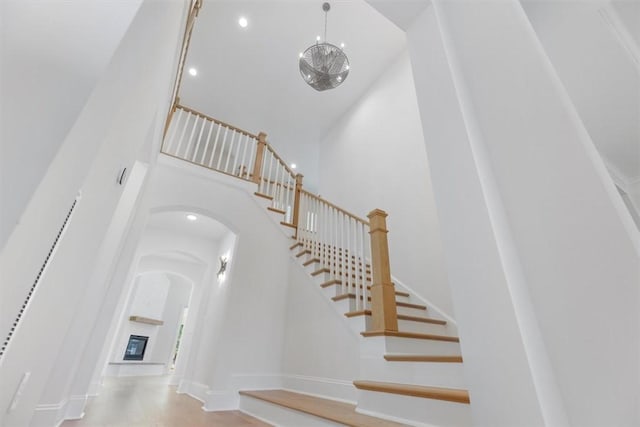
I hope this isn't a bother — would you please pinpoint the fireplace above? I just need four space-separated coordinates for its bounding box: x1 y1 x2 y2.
123 335 148 361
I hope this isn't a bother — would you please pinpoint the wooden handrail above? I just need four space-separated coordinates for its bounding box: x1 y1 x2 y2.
163 0 201 137
176 105 258 139
300 190 369 225
265 143 297 178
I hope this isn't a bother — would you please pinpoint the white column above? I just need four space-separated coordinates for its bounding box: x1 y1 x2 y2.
406 2 639 426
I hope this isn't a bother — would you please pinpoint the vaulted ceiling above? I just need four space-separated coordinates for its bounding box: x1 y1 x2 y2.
179 0 406 188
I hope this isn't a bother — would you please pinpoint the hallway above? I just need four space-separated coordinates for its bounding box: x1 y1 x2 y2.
61 376 270 427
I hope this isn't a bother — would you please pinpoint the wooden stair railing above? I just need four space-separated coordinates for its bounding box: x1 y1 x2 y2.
161 105 398 331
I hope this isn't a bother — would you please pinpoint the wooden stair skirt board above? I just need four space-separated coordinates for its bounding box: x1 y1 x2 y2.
353 381 470 404
345 310 445 325
239 389 406 427
384 355 463 363
361 330 459 343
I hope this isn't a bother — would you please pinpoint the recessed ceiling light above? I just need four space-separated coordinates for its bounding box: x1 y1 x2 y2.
316 35 321 41
186 214 197 221
340 42 345 48
238 17 248 28
188 67 197 76
291 163 297 169
299 52 303 58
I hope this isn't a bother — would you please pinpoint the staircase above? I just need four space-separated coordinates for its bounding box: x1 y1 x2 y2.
162 105 471 426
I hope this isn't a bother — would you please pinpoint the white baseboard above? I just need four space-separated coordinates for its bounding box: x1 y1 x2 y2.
177 380 210 403
203 373 283 411
64 395 87 420
281 374 356 403
32 399 67 427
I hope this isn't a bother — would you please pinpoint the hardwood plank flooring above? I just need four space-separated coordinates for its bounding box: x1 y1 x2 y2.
61 376 270 427
239 390 408 427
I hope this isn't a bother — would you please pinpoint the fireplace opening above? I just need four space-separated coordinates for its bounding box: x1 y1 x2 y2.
124 335 148 361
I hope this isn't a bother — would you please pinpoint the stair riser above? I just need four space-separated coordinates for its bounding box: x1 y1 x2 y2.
397 319 448 334
239 395 343 427
396 305 429 317
355 389 472 427
360 358 467 389
382 336 461 355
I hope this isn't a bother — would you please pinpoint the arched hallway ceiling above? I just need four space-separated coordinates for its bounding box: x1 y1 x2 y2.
145 211 229 242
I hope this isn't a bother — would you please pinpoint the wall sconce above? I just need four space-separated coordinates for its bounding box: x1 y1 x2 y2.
217 256 228 278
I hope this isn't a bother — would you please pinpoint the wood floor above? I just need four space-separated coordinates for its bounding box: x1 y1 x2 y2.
61 376 270 427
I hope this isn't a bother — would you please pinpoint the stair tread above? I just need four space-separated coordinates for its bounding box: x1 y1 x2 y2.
290 242 303 250
280 221 296 229
296 249 311 258
267 206 286 214
254 192 273 200
239 389 407 427
384 354 463 363
345 310 446 325
353 381 470 404
361 330 459 342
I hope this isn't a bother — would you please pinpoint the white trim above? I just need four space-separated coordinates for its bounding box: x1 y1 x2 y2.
281 374 356 403
64 394 87 420
598 4 640 70
33 399 68 427
391 276 457 327
177 379 210 403
356 406 436 427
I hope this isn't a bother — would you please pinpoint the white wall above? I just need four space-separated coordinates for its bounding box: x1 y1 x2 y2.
281 261 360 402
0 0 143 251
318 50 454 317
0 1 187 425
144 157 292 410
407 2 639 425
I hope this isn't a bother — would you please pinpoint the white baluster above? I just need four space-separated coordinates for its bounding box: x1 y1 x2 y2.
216 126 229 170
360 221 368 310
174 111 192 156
208 123 223 168
232 132 243 176
266 152 275 197
224 130 236 173
246 137 257 182
239 134 250 178
192 116 207 162
200 120 215 165
165 107 184 153
181 114 199 159
339 212 345 295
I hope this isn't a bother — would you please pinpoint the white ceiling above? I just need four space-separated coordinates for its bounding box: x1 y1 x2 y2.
145 211 229 242
179 0 406 188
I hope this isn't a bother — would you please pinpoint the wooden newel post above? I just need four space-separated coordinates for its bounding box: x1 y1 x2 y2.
252 132 267 185
292 174 304 238
367 209 398 332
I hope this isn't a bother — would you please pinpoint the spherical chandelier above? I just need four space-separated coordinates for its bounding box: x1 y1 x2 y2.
299 2 349 92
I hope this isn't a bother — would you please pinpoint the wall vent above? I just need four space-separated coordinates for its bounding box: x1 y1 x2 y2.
0 197 79 360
